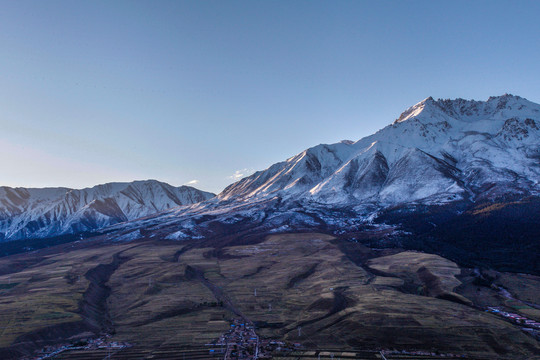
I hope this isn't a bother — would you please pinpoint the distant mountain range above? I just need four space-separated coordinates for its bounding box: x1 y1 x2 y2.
2 95 539 270
0 180 214 240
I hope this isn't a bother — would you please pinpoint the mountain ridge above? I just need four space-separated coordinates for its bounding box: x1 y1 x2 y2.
1 95 539 246
218 94 539 205
0 180 215 240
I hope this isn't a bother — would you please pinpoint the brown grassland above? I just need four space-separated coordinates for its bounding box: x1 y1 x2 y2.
0 233 538 359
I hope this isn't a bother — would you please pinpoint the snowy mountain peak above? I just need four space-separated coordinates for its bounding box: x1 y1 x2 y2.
393 96 438 124
218 94 540 207
395 94 540 125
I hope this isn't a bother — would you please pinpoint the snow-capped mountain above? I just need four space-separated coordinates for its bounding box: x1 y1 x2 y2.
98 94 540 249
3 95 539 244
0 180 215 240
220 94 540 205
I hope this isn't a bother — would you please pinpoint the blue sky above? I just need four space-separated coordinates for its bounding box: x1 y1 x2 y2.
1 1 539 193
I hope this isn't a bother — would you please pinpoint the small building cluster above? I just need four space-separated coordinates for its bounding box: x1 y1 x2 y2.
486 307 540 329
26 335 131 360
382 349 466 358
207 318 297 359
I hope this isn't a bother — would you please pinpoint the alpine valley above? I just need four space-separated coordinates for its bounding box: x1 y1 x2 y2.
0 95 539 360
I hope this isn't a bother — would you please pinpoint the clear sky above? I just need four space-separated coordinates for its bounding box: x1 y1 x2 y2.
1 1 539 193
